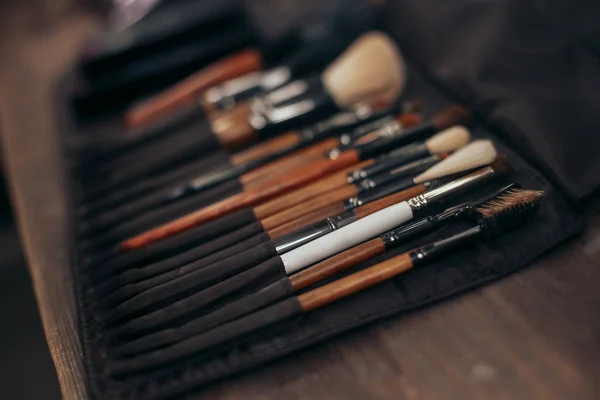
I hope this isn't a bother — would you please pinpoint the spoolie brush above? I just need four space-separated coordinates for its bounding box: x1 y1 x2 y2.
110 187 542 371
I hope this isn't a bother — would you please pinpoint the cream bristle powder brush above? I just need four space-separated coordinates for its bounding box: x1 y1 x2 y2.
210 32 406 149
111 187 541 371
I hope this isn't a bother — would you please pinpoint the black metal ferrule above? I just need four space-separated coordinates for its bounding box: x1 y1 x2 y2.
409 226 483 266
381 216 437 249
355 177 415 203
356 155 443 193
350 143 429 182
356 122 436 160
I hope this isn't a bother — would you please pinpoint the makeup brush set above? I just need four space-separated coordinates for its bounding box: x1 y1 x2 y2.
57 0 600 398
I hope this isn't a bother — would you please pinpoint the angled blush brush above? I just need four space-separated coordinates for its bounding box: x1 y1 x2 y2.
207 32 406 150
120 108 470 251
108 155 507 326
111 186 541 366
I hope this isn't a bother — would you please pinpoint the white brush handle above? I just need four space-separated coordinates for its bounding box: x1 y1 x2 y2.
282 202 414 274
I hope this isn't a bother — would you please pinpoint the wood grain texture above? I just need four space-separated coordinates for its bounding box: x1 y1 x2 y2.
253 159 371 219
124 49 263 129
290 238 386 291
239 137 339 187
260 184 359 231
230 131 302 165
298 253 414 312
267 201 348 239
354 184 426 219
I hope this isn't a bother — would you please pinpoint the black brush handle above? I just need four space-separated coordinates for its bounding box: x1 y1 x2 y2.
112 277 294 357
353 177 415 205
356 122 436 160
111 297 302 375
362 144 429 179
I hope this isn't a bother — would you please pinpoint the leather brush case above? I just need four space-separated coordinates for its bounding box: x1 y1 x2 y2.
58 1 600 398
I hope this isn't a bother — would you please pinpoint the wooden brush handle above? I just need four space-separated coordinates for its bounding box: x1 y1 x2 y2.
120 191 255 251
230 132 303 165
124 49 263 129
239 137 339 186
298 252 413 312
260 184 359 231
253 159 371 219
354 185 426 219
290 238 386 291
210 101 257 149
267 202 347 239
121 152 360 251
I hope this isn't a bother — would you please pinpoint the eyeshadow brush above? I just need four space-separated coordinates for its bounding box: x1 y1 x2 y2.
107 153 506 323
120 107 470 251
124 0 383 128
111 185 540 367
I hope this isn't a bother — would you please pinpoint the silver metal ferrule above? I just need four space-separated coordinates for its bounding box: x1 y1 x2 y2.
259 66 292 91
344 197 363 209
358 178 377 191
273 211 357 254
258 99 317 126
204 71 264 110
407 166 497 212
347 168 368 184
252 79 311 115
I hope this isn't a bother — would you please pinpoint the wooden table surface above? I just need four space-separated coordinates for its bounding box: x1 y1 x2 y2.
1 4 599 400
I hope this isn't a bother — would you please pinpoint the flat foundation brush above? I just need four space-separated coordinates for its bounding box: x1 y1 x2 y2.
120 107 470 251
111 186 541 369
107 154 507 328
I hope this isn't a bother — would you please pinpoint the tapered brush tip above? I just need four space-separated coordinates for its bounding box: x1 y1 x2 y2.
323 32 406 109
432 105 472 131
414 139 497 183
477 189 544 234
425 125 471 154
490 154 513 176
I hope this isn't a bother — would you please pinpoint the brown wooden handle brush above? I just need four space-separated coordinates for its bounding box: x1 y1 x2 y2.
121 107 469 250
124 49 263 129
121 151 362 251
